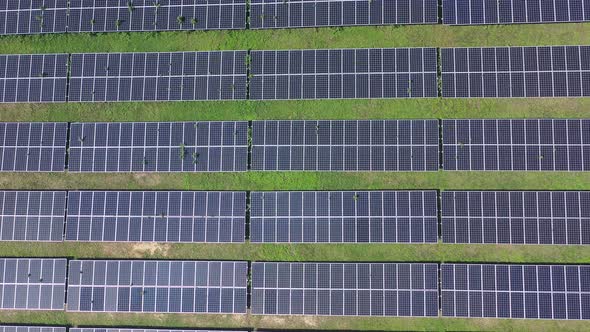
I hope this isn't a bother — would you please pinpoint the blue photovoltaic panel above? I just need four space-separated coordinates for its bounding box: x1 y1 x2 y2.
0 191 66 241
250 0 438 29
250 191 438 243
443 0 590 25
441 264 590 319
67 0 246 33
441 46 590 98
65 191 246 243
0 258 67 310
66 260 248 313
249 48 438 100
0 0 68 35
442 191 590 245
442 119 590 171
0 122 68 172
251 120 440 171
0 54 69 103
251 262 439 316
68 122 249 172
68 51 248 102
0 327 65 332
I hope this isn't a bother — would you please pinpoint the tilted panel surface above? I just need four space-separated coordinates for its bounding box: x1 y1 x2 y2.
66 260 248 313
251 120 440 171
250 191 438 243
441 264 590 319
0 258 67 310
442 119 590 171
249 48 438 100
0 0 68 35
68 122 249 172
65 191 246 243
441 191 590 245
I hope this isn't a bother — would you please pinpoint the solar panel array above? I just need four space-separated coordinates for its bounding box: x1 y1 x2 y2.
250 0 438 29
65 191 246 243
0 191 66 241
250 191 439 243
0 258 67 310
251 262 439 316
0 122 68 172
66 260 248 313
251 120 440 171
442 119 590 171
443 0 590 25
68 122 249 172
0 327 65 332
0 0 68 35
441 191 590 245
441 264 590 319
67 0 247 33
68 51 248 102
0 54 69 103
441 46 590 98
249 48 438 99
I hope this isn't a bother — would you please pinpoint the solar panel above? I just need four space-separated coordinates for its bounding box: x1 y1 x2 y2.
250 0 438 29
0 54 69 103
249 48 438 99
441 46 590 98
251 120 440 171
0 0 68 35
251 262 439 316
442 119 590 171
68 51 248 102
250 191 438 243
0 258 67 310
66 260 248 313
0 327 65 332
441 264 590 319
65 191 246 243
68 122 249 172
443 0 590 25
0 122 68 172
0 191 66 241
442 191 590 245
67 0 246 33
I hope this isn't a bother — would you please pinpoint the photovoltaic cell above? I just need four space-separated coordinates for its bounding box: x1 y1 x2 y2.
67 0 246 33
65 191 246 243
0 258 67 310
441 46 590 98
0 122 68 172
250 0 438 29
250 191 438 243
0 54 69 103
66 260 248 313
443 0 590 25
249 48 438 99
442 119 590 171
251 120 440 171
442 191 590 245
68 122 249 172
67 51 248 102
441 264 590 319
0 191 66 241
251 262 439 316
0 0 68 35
0 327 65 332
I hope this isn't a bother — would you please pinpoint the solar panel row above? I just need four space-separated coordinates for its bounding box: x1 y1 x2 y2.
441 264 590 319
66 260 248 313
0 327 65 332
250 120 440 171
250 191 439 243
442 119 590 171
250 0 439 29
441 46 590 98
442 191 590 245
443 0 590 25
0 0 68 35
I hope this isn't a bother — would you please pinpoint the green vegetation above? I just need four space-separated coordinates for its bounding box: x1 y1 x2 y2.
0 22 589 332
